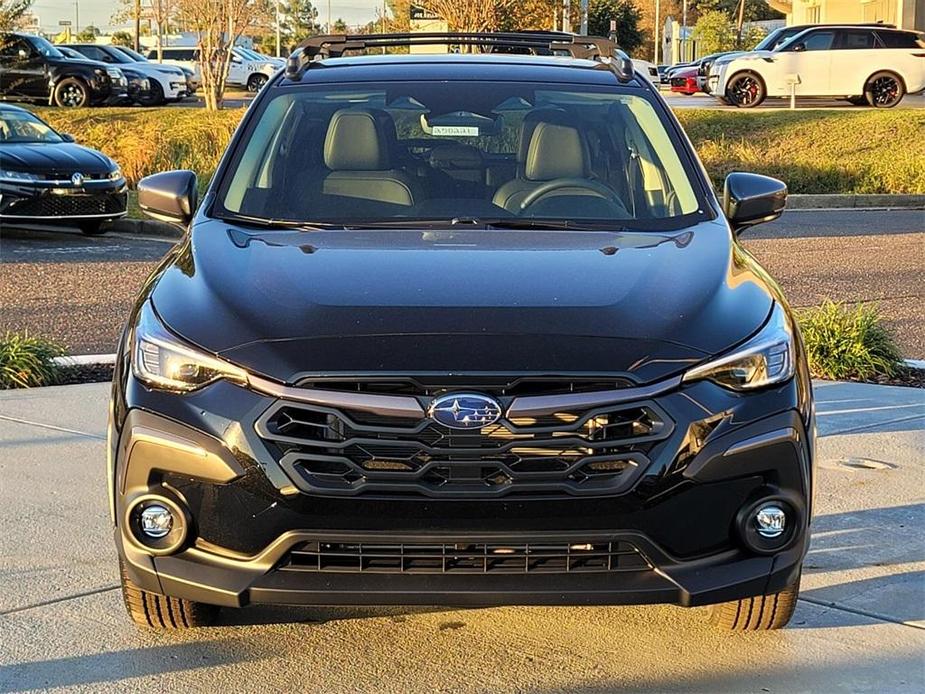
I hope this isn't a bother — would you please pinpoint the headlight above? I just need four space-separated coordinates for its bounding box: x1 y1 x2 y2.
0 169 40 182
108 168 123 181
106 67 123 79
132 301 247 392
682 302 795 391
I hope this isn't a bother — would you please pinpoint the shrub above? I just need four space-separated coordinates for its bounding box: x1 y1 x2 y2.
798 301 903 381
0 332 67 389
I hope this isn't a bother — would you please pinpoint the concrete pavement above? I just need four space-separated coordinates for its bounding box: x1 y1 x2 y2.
0 380 922 692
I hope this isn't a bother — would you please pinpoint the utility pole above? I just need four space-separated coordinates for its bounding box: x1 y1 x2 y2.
74 0 79 33
327 0 332 33
736 0 746 49
654 0 660 64
579 0 588 35
562 0 570 33
681 0 688 61
275 0 281 56
134 0 141 52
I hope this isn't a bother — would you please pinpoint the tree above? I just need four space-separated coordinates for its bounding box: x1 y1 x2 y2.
497 0 556 32
0 0 32 31
692 8 763 53
589 0 643 54
333 17 348 33
111 30 135 47
111 0 179 57
76 25 101 42
693 0 782 24
280 0 320 45
175 0 273 110
414 0 516 33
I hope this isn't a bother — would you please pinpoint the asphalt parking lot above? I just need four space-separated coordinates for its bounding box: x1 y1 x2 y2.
0 380 922 692
2 209 923 358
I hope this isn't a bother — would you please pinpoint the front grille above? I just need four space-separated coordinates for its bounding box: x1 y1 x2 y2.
4 192 126 218
256 383 673 499
282 539 651 574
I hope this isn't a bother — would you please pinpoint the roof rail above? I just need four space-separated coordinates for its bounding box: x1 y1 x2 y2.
285 31 625 80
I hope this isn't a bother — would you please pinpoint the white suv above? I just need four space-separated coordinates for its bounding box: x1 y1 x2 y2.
710 26 925 108
151 46 277 92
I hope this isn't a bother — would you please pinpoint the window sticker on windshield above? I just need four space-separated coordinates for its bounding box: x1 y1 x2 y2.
431 125 479 137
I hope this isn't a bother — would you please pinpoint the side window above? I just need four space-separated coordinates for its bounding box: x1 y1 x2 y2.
800 31 835 51
839 31 876 49
146 49 157 60
80 46 104 61
877 31 923 49
0 37 30 61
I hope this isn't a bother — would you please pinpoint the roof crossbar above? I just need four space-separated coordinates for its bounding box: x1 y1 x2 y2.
284 32 634 82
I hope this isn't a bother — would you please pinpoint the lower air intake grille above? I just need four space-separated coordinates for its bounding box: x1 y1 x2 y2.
283 539 651 574
5 192 126 218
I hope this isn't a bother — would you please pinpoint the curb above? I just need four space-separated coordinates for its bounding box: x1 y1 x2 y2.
787 194 925 210
108 217 182 240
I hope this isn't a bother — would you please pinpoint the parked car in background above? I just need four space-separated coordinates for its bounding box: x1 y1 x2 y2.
707 22 900 97
0 33 124 107
111 45 200 95
57 45 150 105
0 103 126 234
63 44 188 106
631 58 660 84
696 52 737 94
669 65 700 94
151 45 272 92
656 64 669 83
712 26 925 107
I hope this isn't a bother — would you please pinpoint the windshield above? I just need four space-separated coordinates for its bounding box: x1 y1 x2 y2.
217 81 703 229
756 27 802 51
29 36 64 59
115 46 146 61
101 47 132 64
0 110 62 143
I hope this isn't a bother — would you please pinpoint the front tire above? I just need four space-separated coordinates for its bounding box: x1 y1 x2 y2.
864 71 905 108
120 558 218 629
137 80 166 107
53 78 90 108
708 571 801 631
726 72 766 108
247 73 268 93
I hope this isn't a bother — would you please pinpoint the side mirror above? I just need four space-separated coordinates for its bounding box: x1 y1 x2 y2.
137 170 198 227
791 42 805 52
722 172 787 233
60 133 75 143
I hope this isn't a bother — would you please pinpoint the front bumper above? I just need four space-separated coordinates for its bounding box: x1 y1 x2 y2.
112 366 814 609
0 179 127 221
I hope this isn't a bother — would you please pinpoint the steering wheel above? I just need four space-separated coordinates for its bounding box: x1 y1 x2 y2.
519 178 622 213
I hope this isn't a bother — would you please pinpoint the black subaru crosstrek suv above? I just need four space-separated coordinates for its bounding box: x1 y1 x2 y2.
0 33 124 107
111 32 814 632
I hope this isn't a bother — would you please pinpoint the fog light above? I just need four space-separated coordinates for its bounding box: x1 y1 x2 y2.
755 505 787 538
139 504 173 538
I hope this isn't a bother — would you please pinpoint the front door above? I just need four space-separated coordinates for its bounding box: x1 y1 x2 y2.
774 30 836 96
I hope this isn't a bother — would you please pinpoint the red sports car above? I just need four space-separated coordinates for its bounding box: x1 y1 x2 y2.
670 66 700 95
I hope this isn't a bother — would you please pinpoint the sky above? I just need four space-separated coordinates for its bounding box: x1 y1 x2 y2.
30 0 385 34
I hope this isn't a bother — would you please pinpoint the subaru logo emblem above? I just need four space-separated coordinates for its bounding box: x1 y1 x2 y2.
428 393 503 430
71 172 84 186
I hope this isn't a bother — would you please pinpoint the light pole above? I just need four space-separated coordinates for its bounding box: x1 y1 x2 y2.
74 0 79 33
276 0 281 56
654 0 660 63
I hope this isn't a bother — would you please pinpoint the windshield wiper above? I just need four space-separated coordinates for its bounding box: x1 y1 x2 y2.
219 213 345 231
480 218 628 231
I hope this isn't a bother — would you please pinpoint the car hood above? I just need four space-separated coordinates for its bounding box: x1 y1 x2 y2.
130 63 183 77
0 142 114 176
150 219 775 384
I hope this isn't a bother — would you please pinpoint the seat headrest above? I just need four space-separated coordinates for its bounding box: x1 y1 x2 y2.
516 107 566 166
524 119 589 181
324 109 392 171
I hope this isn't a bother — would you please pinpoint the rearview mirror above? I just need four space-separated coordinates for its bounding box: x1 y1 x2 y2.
722 172 787 233
137 170 198 227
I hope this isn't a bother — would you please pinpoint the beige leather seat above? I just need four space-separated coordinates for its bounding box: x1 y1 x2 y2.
492 112 604 214
322 109 418 207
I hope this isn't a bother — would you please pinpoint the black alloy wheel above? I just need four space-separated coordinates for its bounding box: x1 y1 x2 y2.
865 72 904 108
727 73 765 108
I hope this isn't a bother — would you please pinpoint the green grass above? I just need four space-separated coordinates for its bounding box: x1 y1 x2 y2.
33 106 925 195
797 301 903 381
0 332 66 389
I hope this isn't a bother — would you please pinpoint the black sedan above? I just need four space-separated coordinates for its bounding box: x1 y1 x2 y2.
0 104 126 235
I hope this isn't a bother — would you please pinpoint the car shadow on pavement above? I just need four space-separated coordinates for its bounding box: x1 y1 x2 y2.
0 640 266 693
214 603 456 628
